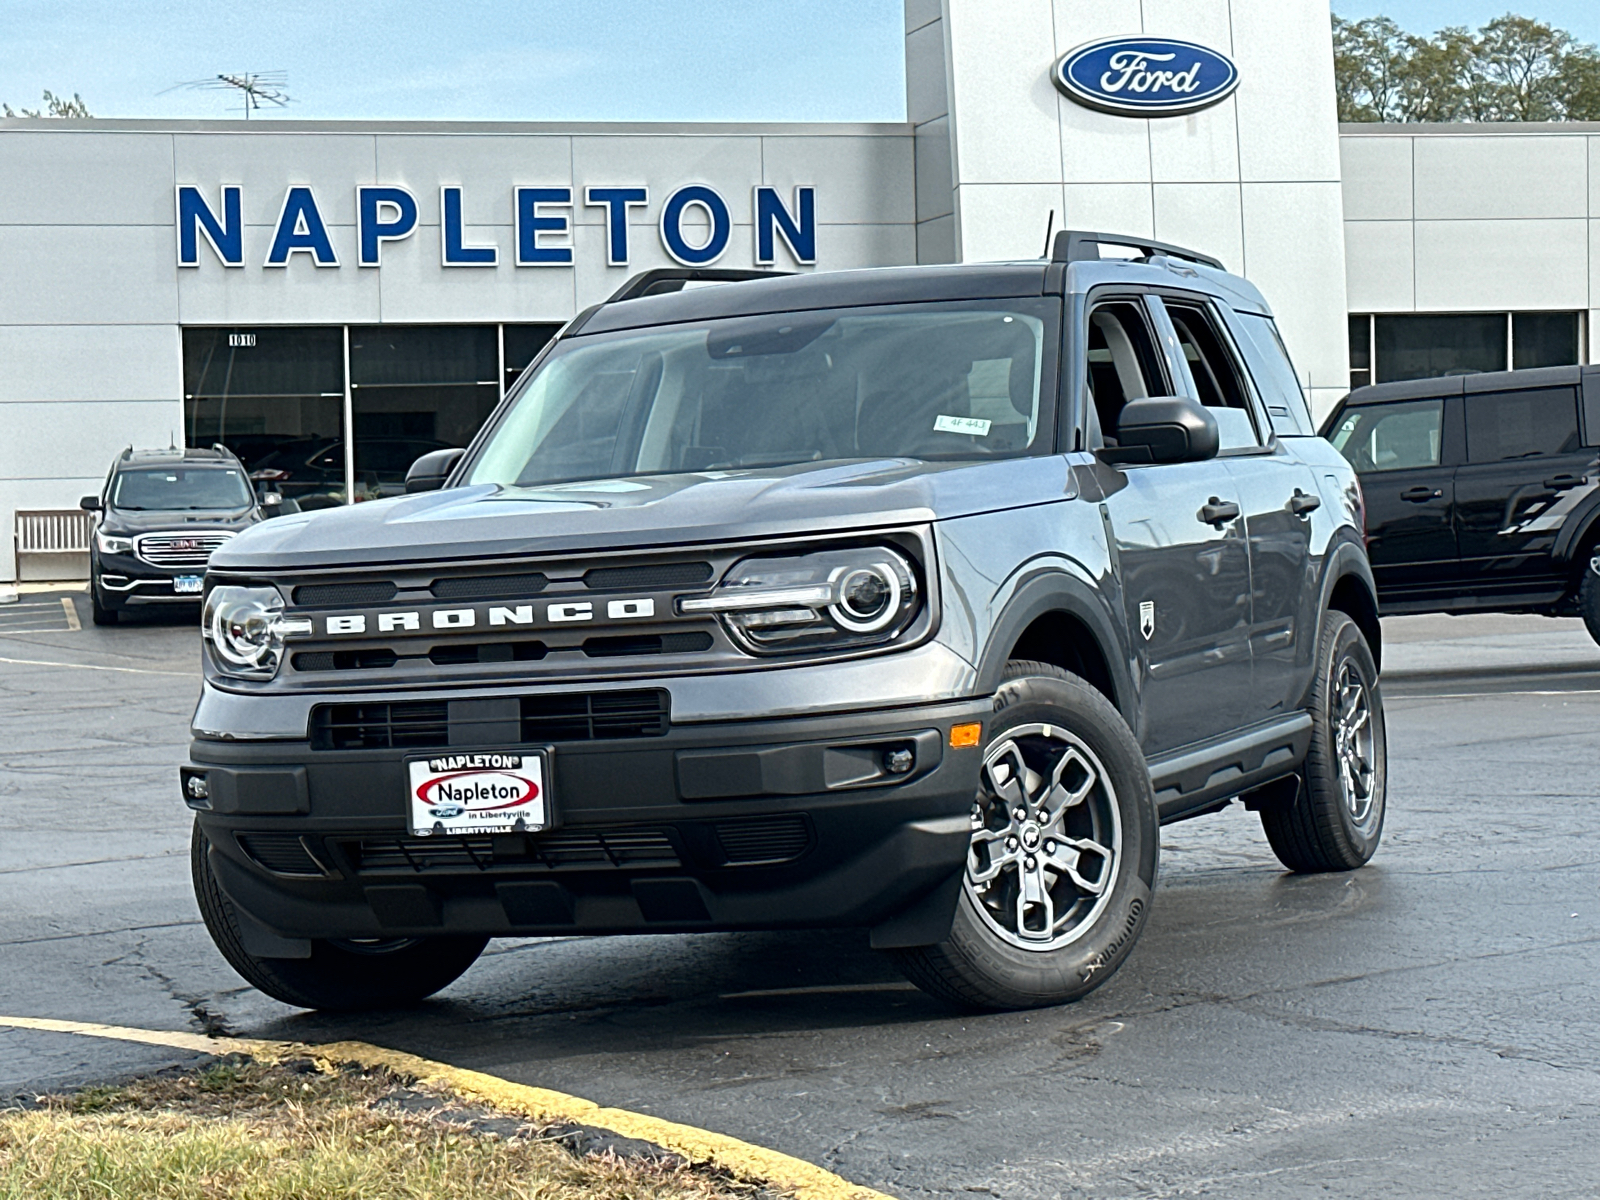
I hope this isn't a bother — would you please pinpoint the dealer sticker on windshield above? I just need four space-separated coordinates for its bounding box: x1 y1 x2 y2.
406 751 548 837
933 414 991 436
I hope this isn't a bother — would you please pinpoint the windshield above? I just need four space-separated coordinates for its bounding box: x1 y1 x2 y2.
467 300 1057 488
110 467 254 511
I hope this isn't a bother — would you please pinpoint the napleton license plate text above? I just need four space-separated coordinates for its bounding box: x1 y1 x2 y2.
406 751 548 837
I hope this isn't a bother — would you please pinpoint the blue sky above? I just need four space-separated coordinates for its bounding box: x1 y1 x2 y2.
2 2 1596 123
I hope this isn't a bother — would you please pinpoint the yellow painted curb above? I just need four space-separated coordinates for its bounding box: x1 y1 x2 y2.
0 1015 895 1200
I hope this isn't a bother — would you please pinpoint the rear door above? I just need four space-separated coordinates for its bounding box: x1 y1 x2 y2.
1155 296 1319 724
1455 382 1590 596
1327 395 1458 601
1086 294 1253 754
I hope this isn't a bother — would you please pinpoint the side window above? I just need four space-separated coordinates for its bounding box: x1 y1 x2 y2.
1084 300 1167 449
1164 302 1263 451
1329 400 1443 473
1233 312 1315 436
1464 387 1581 463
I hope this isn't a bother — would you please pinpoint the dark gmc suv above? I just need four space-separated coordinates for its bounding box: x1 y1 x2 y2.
1324 365 1600 641
82 446 278 626
184 233 1387 1012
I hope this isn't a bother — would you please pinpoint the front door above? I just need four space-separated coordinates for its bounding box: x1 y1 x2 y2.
1084 296 1252 755
1327 397 1457 602
1455 383 1593 597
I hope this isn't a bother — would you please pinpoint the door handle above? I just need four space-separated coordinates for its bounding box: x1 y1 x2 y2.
1198 497 1241 526
1400 486 1442 503
1287 489 1321 517
1543 474 1583 491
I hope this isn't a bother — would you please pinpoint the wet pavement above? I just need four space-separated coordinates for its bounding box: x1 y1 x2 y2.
2 596 1597 1197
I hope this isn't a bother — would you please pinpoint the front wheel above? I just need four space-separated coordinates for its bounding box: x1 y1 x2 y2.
893 662 1159 1010
1578 549 1600 648
1260 611 1387 872
90 584 117 626
192 823 487 1011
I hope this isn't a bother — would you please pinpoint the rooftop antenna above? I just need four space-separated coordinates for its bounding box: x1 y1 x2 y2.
1041 210 1056 258
162 71 291 119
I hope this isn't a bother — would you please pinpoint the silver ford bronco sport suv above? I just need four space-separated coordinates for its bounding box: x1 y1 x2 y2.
185 231 1387 1012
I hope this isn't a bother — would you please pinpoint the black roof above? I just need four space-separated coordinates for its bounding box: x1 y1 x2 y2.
577 263 1054 336
1346 364 1597 405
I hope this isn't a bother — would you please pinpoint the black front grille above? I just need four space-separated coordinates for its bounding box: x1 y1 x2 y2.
521 689 669 741
431 572 549 600
583 562 713 590
428 640 548 666
581 632 713 658
714 815 812 865
293 648 400 672
293 581 397 607
236 833 327 876
353 829 679 873
312 701 450 750
311 690 668 750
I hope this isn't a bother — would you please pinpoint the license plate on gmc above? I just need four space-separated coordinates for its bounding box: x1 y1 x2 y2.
406 751 550 837
173 575 204 594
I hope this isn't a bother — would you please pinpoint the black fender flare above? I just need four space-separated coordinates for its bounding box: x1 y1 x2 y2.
1318 536 1382 671
972 568 1136 726
1550 489 1600 568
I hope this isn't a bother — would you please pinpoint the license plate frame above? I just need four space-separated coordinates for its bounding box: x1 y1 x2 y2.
173 575 204 595
405 749 552 838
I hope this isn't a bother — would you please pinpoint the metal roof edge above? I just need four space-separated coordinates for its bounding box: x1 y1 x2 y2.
0 117 914 137
1339 120 1600 136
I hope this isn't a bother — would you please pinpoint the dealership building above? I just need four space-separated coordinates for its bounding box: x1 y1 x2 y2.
3 0 1599 582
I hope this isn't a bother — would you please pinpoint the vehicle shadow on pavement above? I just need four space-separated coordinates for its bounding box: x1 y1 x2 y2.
243 929 958 1057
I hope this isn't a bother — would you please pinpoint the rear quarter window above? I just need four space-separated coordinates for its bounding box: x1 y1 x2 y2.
1231 312 1315 437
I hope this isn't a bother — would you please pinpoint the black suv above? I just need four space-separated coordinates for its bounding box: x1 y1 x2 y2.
82 446 277 626
183 233 1387 1012
1324 366 1600 641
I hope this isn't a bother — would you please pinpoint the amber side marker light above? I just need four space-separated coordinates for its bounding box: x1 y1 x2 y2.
950 722 982 748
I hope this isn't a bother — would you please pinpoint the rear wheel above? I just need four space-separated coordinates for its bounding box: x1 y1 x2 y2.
893 662 1158 1010
1579 548 1600 648
1260 611 1386 872
192 822 487 1011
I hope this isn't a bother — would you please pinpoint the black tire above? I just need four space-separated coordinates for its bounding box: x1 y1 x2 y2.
1579 547 1600 648
192 822 487 1011
1260 611 1386 872
893 661 1158 1010
90 585 117 626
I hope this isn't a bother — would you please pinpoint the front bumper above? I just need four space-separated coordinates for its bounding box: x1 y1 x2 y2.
187 696 989 945
94 553 205 606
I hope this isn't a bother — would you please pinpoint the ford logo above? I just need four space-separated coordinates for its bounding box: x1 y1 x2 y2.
1054 36 1239 117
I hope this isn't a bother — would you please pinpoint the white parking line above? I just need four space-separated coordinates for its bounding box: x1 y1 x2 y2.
0 655 193 678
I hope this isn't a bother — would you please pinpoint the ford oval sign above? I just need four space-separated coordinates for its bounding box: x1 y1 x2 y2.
1054 36 1239 117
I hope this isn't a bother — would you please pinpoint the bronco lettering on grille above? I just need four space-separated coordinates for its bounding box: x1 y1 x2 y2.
321 598 660 637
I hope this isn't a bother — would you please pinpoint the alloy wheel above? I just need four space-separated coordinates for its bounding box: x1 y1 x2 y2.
1332 660 1376 828
966 723 1122 951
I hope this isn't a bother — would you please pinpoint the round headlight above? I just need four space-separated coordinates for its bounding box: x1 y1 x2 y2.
203 585 310 678
831 564 902 633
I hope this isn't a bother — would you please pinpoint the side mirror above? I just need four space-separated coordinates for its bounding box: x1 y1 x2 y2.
405 447 466 493
79 495 101 512
260 492 283 508
1114 395 1219 464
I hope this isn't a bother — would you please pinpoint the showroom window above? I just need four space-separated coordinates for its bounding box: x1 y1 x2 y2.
183 324 561 508
1348 312 1586 388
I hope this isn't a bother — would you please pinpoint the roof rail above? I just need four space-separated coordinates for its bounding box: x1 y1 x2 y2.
1051 229 1224 271
606 267 794 304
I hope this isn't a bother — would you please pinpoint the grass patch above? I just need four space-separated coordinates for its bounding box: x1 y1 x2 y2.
0 1056 766 1200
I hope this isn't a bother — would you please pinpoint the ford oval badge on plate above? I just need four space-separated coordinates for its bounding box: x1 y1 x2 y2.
1054 36 1239 117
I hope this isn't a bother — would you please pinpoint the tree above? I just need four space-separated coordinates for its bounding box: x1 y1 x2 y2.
2 90 92 118
1333 11 1600 122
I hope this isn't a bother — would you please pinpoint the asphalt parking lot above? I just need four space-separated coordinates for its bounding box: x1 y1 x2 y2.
2 593 1597 1197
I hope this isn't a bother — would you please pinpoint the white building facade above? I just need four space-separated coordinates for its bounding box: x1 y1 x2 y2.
1 0 1597 581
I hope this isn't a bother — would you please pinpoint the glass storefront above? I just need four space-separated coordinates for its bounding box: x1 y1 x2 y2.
182 323 561 508
1348 312 1585 389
